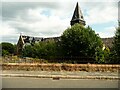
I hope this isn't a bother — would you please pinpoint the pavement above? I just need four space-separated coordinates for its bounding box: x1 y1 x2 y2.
2 77 119 88
1 70 120 80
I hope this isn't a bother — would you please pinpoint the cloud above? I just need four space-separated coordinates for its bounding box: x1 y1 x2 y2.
118 1 120 21
84 2 118 25
96 26 116 38
1 2 71 43
1 1 119 43
2 2 60 20
0 22 19 43
2 0 119 2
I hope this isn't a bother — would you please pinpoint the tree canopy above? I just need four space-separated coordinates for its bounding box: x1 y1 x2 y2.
22 40 57 60
111 26 120 63
60 24 104 63
1 42 15 56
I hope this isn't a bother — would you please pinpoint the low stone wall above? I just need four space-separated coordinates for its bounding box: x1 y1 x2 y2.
2 63 120 72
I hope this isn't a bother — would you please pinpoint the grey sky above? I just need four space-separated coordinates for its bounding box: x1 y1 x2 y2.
1 1 119 44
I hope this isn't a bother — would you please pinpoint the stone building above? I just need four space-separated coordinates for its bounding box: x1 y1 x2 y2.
17 35 60 55
17 2 113 55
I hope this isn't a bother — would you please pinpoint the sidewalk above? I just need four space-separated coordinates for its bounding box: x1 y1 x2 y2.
1 70 119 80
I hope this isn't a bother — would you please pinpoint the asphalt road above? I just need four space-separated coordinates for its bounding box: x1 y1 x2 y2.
2 77 119 88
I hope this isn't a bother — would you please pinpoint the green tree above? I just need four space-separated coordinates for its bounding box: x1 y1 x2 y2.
61 24 104 63
103 46 110 63
2 50 9 56
43 40 57 60
13 44 17 55
1 42 15 56
22 40 58 60
111 26 120 63
22 45 34 58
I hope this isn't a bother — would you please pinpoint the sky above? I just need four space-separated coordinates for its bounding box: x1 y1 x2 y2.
0 0 119 44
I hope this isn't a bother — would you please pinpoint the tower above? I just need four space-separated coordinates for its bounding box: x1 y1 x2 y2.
70 2 86 26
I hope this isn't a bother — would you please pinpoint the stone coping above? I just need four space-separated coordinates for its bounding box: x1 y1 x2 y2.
1 74 120 80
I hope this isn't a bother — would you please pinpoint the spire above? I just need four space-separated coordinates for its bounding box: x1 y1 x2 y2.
70 2 86 26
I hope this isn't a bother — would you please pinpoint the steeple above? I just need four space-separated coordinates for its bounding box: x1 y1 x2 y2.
70 2 86 26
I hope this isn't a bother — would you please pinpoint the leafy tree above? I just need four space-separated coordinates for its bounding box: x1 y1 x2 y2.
22 45 34 58
1 42 15 56
111 26 120 63
43 40 57 60
2 50 9 56
103 46 110 63
22 40 58 60
13 44 17 55
60 24 104 63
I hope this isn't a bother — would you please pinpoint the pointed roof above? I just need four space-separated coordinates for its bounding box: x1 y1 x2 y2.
71 2 84 21
70 2 85 26
17 34 25 45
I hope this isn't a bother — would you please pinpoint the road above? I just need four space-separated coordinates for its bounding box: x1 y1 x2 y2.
2 77 118 88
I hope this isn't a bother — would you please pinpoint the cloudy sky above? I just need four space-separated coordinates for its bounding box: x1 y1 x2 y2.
0 0 119 44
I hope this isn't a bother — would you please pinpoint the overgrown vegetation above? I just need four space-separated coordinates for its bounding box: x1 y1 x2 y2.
1 24 120 64
0 42 17 56
22 40 58 60
109 26 120 63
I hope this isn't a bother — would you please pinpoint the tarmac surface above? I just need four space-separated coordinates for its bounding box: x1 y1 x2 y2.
2 77 119 88
1 70 119 88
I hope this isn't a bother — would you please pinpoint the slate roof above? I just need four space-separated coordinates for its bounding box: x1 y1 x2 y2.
71 2 84 21
21 35 43 44
70 2 86 26
20 35 60 45
20 35 113 48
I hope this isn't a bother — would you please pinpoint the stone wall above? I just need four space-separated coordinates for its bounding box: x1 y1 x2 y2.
2 63 120 72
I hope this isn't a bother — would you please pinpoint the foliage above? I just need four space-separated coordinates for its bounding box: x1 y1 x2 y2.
22 40 58 60
2 24 118 64
110 26 120 63
103 46 110 63
1 42 15 56
2 50 9 56
22 45 33 58
13 44 17 55
60 24 104 63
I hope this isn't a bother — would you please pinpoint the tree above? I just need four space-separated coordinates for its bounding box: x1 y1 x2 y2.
60 24 104 63
111 26 120 63
1 42 15 56
22 45 34 58
22 40 58 60
42 40 57 60
13 44 17 55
